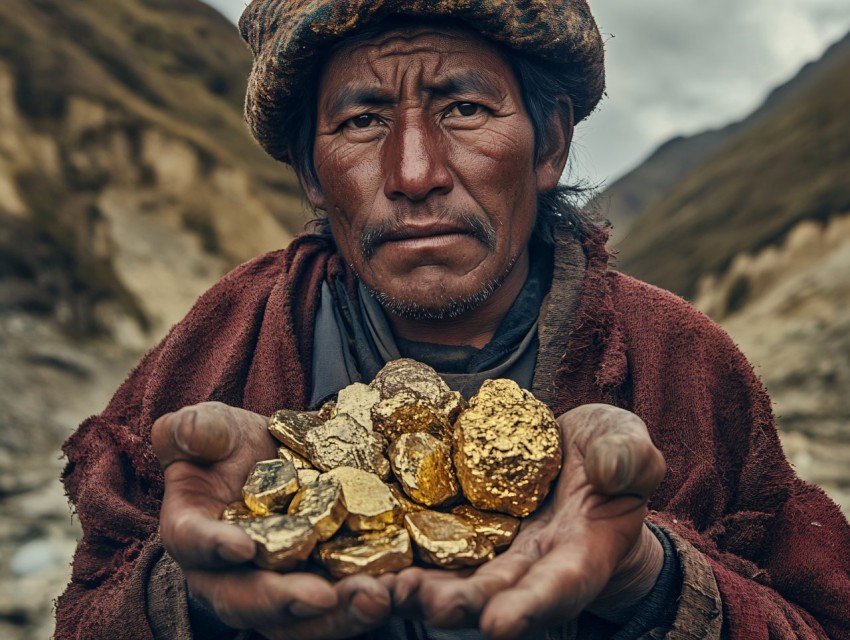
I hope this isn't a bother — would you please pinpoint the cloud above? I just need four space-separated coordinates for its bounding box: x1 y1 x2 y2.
203 0 246 24
582 0 850 184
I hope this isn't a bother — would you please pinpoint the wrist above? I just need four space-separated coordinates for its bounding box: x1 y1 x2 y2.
587 522 664 622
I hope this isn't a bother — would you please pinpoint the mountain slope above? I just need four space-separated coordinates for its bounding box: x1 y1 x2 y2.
594 31 850 246
616 30 850 298
0 0 305 341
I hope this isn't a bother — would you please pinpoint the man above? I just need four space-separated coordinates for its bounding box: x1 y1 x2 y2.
56 1 850 639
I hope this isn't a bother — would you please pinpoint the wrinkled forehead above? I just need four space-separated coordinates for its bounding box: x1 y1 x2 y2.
318 21 518 101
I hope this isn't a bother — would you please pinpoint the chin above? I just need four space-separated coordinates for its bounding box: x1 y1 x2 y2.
366 277 504 321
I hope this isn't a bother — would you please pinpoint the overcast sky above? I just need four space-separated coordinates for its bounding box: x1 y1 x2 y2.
204 0 850 187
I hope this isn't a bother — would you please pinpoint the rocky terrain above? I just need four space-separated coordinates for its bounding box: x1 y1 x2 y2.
0 1 847 638
0 0 306 637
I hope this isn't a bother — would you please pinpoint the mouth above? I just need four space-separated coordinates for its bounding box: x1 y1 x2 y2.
382 222 474 243
362 218 496 259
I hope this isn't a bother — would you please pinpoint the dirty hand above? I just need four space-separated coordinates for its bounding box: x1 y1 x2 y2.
392 403 667 639
151 402 392 640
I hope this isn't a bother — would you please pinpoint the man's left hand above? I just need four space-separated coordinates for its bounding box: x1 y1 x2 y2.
391 404 667 639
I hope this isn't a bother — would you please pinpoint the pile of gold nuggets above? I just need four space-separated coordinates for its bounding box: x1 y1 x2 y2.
222 359 563 577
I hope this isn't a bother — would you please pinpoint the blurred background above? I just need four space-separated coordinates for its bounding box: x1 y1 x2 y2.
0 0 848 637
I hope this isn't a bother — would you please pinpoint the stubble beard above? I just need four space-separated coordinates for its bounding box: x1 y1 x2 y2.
354 209 517 320
360 255 518 321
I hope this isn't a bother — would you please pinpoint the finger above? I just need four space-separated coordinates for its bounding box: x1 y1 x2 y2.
161 500 256 568
585 432 665 497
396 534 542 627
480 540 611 640
187 568 338 631
151 403 238 468
393 568 474 622
376 571 397 591
251 575 392 640
336 575 393 627
558 404 666 497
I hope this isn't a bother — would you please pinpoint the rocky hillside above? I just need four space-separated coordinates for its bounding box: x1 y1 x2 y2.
594 30 850 246
613 31 850 517
0 0 308 637
0 0 305 345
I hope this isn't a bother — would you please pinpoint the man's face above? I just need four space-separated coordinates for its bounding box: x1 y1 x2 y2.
310 25 564 319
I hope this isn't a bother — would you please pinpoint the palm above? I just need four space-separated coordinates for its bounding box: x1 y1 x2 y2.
154 402 277 567
152 403 394 639
393 404 665 640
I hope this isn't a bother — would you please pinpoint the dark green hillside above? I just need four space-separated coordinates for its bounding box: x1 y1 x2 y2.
617 32 850 298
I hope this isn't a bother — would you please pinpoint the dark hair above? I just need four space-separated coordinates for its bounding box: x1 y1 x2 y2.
285 18 603 243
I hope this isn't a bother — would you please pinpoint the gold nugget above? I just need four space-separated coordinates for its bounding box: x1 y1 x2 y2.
288 478 348 541
370 359 450 404
389 433 458 507
371 391 453 445
451 504 520 551
441 390 467 423
404 511 494 568
316 525 413 578
239 514 318 571
278 446 314 470
322 467 402 531
304 414 388 476
221 500 255 523
371 432 391 481
453 379 562 518
298 468 321 485
242 459 300 515
318 400 336 421
269 410 322 458
387 482 427 516
335 382 381 430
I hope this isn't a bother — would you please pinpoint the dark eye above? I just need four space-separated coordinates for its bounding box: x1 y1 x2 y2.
456 102 479 116
350 114 377 128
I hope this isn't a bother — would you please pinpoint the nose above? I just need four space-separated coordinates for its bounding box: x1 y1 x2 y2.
383 116 453 201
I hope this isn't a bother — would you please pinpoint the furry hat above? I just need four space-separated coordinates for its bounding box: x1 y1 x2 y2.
239 0 605 164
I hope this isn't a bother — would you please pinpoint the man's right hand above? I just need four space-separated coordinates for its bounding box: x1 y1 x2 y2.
151 402 393 640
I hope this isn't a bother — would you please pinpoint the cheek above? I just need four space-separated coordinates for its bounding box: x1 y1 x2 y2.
315 142 384 234
449 124 538 231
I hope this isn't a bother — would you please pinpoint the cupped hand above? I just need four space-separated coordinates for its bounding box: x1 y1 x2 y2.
391 403 667 639
151 402 392 639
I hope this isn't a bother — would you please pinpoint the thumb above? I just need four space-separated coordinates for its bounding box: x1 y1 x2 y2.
558 404 666 498
151 403 237 469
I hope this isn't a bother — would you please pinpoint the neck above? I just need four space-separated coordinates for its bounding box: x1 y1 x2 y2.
385 252 530 349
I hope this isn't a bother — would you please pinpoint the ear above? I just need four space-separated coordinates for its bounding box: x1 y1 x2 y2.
298 172 327 211
535 96 574 192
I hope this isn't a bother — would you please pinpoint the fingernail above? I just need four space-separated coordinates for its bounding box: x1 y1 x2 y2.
349 585 390 625
173 410 199 455
614 441 633 491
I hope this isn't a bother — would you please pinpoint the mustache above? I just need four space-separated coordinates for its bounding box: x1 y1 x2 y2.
360 211 497 260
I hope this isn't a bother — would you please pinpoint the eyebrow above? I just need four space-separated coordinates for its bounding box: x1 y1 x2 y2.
324 70 504 116
429 70 503 101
